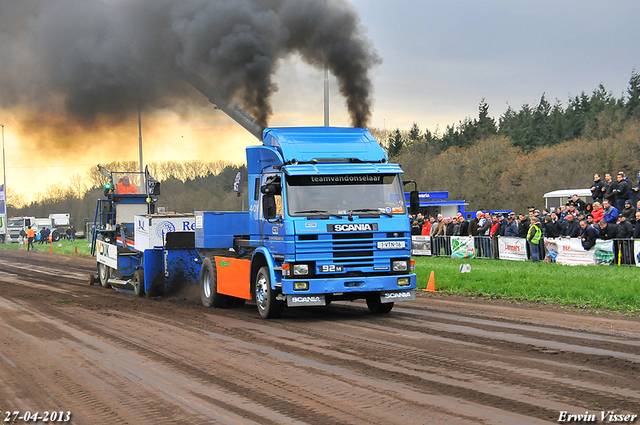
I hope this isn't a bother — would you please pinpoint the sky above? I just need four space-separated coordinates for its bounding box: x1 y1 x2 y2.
1 0 639 200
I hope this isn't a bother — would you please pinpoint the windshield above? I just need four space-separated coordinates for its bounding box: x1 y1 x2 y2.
112 172 143 195
286 174 406 217
7 218 24 228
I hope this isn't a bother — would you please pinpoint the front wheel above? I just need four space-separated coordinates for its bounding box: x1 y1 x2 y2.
133 269 145 297
51 230 60 242
366 294 394 314
98 263 111 288
255 266 283 319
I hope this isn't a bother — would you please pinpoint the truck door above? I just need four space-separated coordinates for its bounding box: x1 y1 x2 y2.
260 174 285 255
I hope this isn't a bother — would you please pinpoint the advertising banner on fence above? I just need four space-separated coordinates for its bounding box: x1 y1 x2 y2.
635 240 640 267
498 237 527 261
544 238 613 265
451 236 474 258
411 236 431 256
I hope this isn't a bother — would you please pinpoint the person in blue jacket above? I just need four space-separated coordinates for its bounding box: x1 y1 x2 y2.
602 199 619 224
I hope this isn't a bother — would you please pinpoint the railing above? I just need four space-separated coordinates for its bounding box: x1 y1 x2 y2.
412 235 638 266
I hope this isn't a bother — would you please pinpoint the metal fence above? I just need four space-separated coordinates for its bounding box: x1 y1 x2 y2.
417 236 638 266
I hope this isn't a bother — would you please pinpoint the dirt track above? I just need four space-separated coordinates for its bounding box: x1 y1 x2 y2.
0 248 639 424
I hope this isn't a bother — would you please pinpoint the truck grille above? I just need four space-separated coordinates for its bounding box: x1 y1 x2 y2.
295 232 406 269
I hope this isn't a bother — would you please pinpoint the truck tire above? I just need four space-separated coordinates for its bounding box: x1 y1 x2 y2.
98 263 111 288
200 256 228 308
366 294 394 314
255 266 283 319
133 269 145 297
0 234 4 244
51 230 60 242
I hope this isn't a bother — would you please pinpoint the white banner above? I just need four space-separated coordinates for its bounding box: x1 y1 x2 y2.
635 240 640 267
96 240 118 269
411 235 431 256
498 237 527 261
544 238 613 265
134 215 195 251
451 236 474 259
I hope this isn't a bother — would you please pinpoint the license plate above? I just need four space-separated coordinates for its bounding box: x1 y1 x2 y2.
287 295 326 307
319 264 344 273
380 290 416 303
377 241 406 249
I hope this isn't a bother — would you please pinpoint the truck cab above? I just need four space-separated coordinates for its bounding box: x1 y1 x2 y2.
239 127 417 316
6 216 37 243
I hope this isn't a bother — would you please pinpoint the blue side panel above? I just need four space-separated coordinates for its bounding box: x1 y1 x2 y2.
195 211 250 249
164 249 200 294
143 248 164 293
117 255 140 277
246 145 284 174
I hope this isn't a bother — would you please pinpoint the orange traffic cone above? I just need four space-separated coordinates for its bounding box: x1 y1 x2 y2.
74 246 78 255
424 270 436 292
49 245 53 253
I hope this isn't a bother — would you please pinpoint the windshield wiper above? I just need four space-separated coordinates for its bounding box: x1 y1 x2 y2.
348 208 393 217
294 209 330 214
294 209 345 219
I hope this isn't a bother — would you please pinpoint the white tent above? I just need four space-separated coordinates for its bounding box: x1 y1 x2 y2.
543 189 592 209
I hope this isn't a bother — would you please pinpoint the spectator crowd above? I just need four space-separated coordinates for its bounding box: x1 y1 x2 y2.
410 171 640 263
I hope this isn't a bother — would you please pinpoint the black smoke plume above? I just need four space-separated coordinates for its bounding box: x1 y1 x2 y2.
0 0 380 130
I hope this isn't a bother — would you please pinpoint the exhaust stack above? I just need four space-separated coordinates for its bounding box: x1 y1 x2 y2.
179 69 265 141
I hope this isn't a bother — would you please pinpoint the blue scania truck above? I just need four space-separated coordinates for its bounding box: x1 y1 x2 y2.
196 126 419 318
90 72 419 318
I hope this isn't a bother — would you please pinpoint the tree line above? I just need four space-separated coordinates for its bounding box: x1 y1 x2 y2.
7 160 246 233
380 71 640 213
7 71 640 222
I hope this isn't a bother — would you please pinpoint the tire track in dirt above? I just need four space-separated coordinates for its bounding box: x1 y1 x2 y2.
1 248 639 424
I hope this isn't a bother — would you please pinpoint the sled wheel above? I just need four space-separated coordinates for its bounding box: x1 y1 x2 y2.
133 269 145 297
98 263 111 288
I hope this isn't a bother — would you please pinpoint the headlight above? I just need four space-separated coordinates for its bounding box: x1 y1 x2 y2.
392 260 408 272
293 264 309 276
294 281 309 291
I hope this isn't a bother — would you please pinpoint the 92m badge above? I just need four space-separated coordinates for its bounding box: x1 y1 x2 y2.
319 265 344 273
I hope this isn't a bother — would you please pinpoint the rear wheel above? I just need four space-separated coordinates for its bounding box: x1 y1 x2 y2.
200 256 227 308
366 294 394 314
98 263 111 288
255 266 283 319
51 230 60 242
133 269 145 297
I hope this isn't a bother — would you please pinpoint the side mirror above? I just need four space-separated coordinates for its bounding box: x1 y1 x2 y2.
262 193 277 220
261 176 281 220
409 190 420 215
261 183 281 196
402 180 420 215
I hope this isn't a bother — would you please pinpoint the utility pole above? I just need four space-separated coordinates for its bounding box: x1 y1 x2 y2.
1 124 7 243
324 67 329 126
138 102 143 174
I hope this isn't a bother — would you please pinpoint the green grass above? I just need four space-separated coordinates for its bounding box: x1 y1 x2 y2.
0 237 93 256
415 256 640 313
